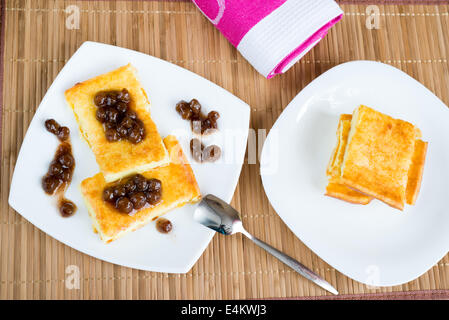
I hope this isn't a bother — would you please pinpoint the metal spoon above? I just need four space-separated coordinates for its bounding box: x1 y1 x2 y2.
194 194 338 295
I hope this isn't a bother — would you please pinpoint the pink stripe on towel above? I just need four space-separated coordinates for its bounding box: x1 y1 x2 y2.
192 0 343 78
270 14 342 78
192 0 287 47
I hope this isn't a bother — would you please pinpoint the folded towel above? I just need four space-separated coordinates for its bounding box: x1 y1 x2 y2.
192 0 343 78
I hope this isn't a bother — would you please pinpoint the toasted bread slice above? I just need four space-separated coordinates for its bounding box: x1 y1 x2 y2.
80 136 201 243
328 114 364 180
65 64 169 182
326 113 427 207
326 114 352 177
340 105 419 210
406 140 427 205
326 114 373 205
325 182 372 205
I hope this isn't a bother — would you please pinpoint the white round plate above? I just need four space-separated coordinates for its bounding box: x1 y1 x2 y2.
260 61 449 286
8 42 250 273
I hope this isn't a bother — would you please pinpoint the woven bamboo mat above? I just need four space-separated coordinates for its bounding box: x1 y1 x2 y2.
1 0 449 299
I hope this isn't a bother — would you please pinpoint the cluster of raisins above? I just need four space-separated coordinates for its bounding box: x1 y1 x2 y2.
42 119 77 217
42 143 74 195
190 138 221 163
45 119 70 141
176 99 219 135
102 174 162 214
94 89 145 144
176 99 222 163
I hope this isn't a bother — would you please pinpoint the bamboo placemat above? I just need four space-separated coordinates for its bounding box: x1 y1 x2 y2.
1 0 449 299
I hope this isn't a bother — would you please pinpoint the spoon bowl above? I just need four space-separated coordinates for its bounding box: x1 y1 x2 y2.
194 194 242 235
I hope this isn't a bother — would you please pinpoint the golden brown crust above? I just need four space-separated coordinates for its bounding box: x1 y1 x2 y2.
327 114 351 177
325 182 372 205
326 114 373 205
340 105 417 210
406 140 427 205
65 64 169 182
80 135 201 243
327 115 353 178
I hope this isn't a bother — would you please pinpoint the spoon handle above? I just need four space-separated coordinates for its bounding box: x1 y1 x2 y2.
240 230 338 295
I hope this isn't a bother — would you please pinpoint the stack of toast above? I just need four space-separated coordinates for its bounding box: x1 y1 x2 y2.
325 105 427 210
65 64 201 243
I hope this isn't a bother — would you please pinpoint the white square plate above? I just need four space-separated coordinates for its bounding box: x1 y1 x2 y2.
260 61 449 286
9 41 250 273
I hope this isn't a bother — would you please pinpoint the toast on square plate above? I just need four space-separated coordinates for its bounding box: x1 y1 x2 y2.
80 135 201 243
65 64 169 182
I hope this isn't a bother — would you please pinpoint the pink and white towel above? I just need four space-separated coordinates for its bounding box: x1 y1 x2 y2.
192 0 343 78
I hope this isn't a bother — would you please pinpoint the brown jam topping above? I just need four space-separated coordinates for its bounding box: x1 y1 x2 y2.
59 199 77 217
176 99 219 135
190 138 205 163
42 119 77 217
156 218 172 234
42 142 75 194
203 144 221 162
93 89 145 144
190 138 221 163
45 119 70 141
102 174 162 214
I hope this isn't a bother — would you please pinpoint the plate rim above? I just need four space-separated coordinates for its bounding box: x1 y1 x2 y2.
260 60 449 286
8 41 251 273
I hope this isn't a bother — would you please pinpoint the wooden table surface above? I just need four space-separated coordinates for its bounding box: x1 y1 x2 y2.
1 0 449 299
